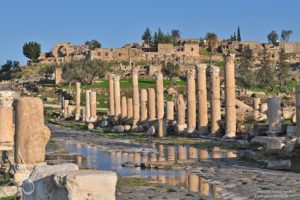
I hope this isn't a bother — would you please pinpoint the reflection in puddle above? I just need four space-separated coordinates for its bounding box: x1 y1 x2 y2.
50 140 233 198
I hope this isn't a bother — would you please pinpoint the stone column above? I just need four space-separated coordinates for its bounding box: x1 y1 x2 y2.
15 97 51 164
186 69 196 134
75 82 81 120
140 89 148 122
267 97 282 136
158 118 166 137
121 96 127 120
85 91 91 121
224 54 236 138
148 88 156 121
210 66 221 134
253 97 261 110
127 98 133 120
114 75 121 118
63 99 69 117
297 86 300 136
90 91 97 122
55 67 63 85
0 91 15 150
132 68 140 128
196 64 208 133
166 101 174 121
155 72 164 119
177 94 186 133
108 74 115 116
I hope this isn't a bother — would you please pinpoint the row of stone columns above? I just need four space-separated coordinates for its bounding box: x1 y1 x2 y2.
107 54 236 138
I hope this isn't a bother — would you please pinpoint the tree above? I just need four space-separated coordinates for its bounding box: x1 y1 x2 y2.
23 42 41 62
237 26 241 41
39 64 55 80
85 40 101 50
276 48 290 91
267 31 279 44
171 29 181 39
142 27 152 46
236 48 256 88
162 62 180 78
62 60 110 84
206 32 218 53
281 30 293 42
0 60 20 73
256 48 276 90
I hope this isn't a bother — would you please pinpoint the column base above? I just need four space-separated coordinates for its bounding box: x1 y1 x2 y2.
75 114 81 121
223 132 236 139
186 128 195 134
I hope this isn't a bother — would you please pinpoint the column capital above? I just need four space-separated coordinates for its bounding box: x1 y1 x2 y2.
108 73 115 79
0 91 16 108
186 69 195 79
132 67 139 75
223 53 236 64
196 64 207 72
76 82 81 87
154 72 163 80
210 65 220 76
113 74 121 81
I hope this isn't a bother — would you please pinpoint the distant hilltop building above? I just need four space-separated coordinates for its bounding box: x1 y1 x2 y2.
38 40 300 65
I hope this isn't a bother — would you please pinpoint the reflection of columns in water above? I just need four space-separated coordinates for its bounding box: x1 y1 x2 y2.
158 176 166 184
166 176 177 186
167 146 176 161
178 145 188 160
226 151 237 158
199 149 209 160
212 184 222 199
200 178 210 196
141 153 148 163
129 153 135 162
149 153 157 162
158 144 165 161
188 146 198 159
212 150 221 159
188 174 199 193
134 152 141 163
122 152 129 163
76 155 82 167
177 176 187 187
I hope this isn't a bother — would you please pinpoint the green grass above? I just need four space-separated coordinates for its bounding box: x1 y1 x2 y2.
0 197 14 200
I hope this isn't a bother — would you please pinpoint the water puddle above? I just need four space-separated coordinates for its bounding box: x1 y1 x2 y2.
47 140 235 198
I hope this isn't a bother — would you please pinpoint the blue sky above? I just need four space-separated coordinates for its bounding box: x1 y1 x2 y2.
0 0 299 65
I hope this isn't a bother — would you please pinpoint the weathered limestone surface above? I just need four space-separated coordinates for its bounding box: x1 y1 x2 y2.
63 99 69 117
155 73 164 119
224 54 236 138
0 91 15 150
90 91 97 122
127 98 133 120
55 67 62 85
253 97 261 110
15 97 51 164
267 97 282 135
210 66 221 134
186 69 196 134
166 101 174 121
114 75 121 118
23 164 117 200
296 86 300 136
85 90 91 121
148 88 156 121
121 96 127 119
177 94 186 133
132 68 140 127
75 82 81 120
196 64 208 133
109 74 115 116
140 89 148 122
158 118 166 138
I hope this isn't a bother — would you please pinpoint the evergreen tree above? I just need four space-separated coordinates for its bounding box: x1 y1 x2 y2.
236 48 256 88
23 42 41 62
142 27 152 45
237 26 241 41
257 48 276 90
233 32 237 41
276 48 290 91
